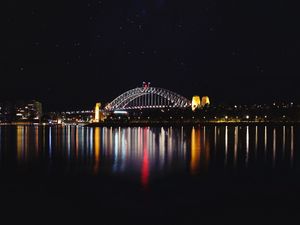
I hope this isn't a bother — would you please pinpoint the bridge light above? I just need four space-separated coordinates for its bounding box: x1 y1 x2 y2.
113 110 128 115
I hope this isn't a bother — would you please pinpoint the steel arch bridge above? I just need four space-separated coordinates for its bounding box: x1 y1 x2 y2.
105 86 191 111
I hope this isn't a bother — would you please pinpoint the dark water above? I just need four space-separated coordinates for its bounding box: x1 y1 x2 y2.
0 125 300 224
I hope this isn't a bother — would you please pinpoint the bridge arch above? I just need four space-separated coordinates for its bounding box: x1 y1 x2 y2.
105 86 191 110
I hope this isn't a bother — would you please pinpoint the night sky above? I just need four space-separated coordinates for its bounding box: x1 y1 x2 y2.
3 0 300 111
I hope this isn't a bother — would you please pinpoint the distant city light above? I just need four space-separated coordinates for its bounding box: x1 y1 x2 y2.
113 111 128 114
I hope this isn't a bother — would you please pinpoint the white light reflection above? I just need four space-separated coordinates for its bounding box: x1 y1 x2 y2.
80 127 84 159
120 128 126 171
113 128 119 172
109 127 113 157
159 127 165 169
291 126 294 167
282 126 286 158
272 128 276 167
225 126 228 166
86 127 89 158
75 127 79 160
89 128 93 158
42 126 46 151
168 127 173 164
234 126 238 167
67 126 71 160
264 126 268 159
246 126 249 167
49 127 52 159
0 127 1 159
255 126 258 158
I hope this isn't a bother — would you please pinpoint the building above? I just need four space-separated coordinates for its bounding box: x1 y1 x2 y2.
47 110 94 124
192 96 201 111
201 96 210 107
15 100 43 122
0 102 14 122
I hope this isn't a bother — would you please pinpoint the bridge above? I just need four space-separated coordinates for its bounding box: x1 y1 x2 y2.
105 83 191 111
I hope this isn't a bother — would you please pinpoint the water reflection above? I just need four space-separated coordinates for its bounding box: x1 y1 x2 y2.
49 127 52 159
16 126 24 161
273 128 276 167
0 125 297 185
291 126 294 167
255 126 258 157
246 126 249 167
225 126 228 166
141 128 149 187
283 126 286 157
191 127 200 174
94 127 100 174
264 126 268 158
234 126 238 167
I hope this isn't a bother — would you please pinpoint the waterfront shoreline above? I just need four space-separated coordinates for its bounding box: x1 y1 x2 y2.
1 121 299 127
86 121 299 127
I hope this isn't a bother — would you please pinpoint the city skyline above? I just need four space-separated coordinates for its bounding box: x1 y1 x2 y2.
3 1 300 111
0 79 299 112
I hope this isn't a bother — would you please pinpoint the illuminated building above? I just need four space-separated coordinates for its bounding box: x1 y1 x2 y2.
46 110 94 124
94 102 101 123
201 96 210 107
15 100 43 122
192 96 201 111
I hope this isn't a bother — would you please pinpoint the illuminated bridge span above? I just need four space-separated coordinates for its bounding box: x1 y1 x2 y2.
105 84 191 111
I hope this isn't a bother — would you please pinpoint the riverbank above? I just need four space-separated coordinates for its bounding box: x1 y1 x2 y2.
87 121 300 127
